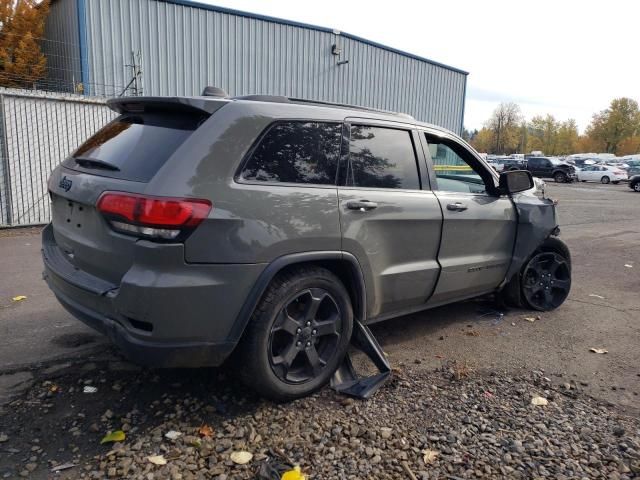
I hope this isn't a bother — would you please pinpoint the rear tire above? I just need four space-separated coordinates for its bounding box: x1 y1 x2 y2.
601 176 610 184
236 266 353 401
554 172 567 183
633 182 640 192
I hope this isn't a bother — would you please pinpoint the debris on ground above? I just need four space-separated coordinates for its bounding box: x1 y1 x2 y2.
50 462 76 472
531 396 549 406
590 348 609 354
280 465 307 480
589 294 605 299
464 330 480 337
164 430 182 440
147 455 167 465
230 451 253 465
83 386 97 393
624 264 633 268
99 430 125 444
1 366 639 479
198 424 214 438
11 295 27 302
422 448 439 464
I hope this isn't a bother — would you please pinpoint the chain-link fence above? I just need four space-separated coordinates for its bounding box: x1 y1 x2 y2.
0 88 116 226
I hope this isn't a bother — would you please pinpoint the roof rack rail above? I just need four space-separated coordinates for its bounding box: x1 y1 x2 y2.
232 94 415 120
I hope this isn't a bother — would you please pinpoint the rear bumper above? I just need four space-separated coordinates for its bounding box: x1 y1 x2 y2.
42 224 265 367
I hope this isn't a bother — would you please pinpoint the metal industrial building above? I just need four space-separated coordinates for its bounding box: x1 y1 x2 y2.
44 0 468 132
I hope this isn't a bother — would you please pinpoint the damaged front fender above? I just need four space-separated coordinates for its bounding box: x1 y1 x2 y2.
502 193 561 288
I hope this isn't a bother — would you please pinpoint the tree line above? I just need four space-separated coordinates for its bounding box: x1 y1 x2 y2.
464 98 640 156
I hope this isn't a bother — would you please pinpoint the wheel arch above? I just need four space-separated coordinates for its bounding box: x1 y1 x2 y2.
537 236 571 268
228 251 367 344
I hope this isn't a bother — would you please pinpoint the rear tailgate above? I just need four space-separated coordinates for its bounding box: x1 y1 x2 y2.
48 98 225 284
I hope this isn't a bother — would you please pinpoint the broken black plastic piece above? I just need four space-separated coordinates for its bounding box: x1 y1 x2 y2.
330 321 391 399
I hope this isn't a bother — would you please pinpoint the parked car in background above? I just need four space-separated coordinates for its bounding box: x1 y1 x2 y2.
577 165 627 184
625 159 640 177
629 175 640 192
526 157 577 183
496 158 528 171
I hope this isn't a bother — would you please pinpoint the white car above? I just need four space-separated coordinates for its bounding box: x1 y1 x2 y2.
577 165 627 184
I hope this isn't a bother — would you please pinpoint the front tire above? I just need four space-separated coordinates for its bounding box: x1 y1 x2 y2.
554 172 567 183
500 237 571 311
633 182 640 192
236 266 353 401
601 176 610 184
520 241 571 311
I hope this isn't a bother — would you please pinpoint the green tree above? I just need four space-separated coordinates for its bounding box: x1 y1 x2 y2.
555 119 579 155
528 115 558 155
485 102 523 154
470 127 494 153
585 98 640 154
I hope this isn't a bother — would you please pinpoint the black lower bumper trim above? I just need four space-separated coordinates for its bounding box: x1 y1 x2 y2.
54 288 236 368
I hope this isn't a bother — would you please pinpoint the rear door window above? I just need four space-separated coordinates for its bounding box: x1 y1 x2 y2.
240 121 342 185
347 125 420 189
64 111 205 182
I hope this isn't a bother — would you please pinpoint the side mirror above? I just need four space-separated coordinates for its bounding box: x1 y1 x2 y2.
499 170 534 194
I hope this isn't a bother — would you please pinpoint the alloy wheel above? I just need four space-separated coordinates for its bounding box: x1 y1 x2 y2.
601 176 610 184
522 252 571 310
268 288 342 383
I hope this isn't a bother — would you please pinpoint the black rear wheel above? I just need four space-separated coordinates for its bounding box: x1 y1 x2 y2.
634 182 640 192
236 266 353 400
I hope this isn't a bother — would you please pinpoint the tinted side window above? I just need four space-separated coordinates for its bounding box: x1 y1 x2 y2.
528 158 541 167
241 121 341 184
347 125 420 189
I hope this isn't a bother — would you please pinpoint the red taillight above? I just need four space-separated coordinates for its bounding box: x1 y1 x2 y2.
97 192 212 240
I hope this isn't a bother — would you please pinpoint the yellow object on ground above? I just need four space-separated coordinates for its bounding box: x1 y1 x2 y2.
281 466 306 480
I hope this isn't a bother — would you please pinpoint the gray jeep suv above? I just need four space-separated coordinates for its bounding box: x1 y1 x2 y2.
42 92 571 400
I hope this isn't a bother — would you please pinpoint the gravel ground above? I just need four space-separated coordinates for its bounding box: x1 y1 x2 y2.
1 356 638 479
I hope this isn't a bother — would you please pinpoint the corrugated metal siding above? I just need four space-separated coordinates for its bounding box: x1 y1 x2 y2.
43 0 83 92
82 0 466 132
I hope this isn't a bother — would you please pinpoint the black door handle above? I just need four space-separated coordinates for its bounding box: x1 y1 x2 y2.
346 200 378 211
446 202 468 211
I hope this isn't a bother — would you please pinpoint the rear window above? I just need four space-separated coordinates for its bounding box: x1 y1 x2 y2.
240 121 342 185
64 111 205 182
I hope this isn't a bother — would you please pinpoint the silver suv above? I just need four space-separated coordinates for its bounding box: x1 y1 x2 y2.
42 91 571 400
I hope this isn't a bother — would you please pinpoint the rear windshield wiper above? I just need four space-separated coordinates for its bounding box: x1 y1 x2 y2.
74 156 120 171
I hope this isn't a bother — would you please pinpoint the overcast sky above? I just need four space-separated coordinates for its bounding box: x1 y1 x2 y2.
202 0 638 132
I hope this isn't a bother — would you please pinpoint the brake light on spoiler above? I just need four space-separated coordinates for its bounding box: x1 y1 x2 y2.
97 192 212 240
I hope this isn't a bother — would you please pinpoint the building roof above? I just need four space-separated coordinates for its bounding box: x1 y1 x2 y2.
153 0 469 75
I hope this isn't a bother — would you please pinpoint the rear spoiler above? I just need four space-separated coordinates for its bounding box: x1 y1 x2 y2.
106 96 228 116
